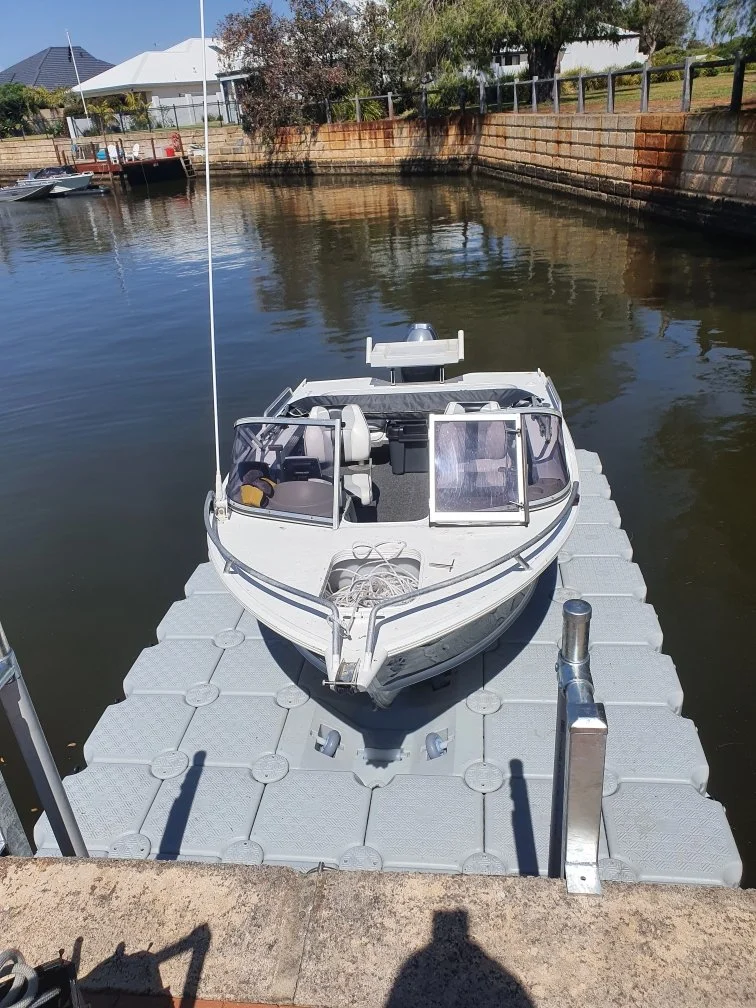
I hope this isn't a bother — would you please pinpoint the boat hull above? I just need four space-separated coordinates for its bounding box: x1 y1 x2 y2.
296 579 537 707
0 182 54 202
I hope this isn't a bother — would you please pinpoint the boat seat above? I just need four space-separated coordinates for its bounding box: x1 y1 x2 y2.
444 402 466 414
342 404 373 506
305 407 333 464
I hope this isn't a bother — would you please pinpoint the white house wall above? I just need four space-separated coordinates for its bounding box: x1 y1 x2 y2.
491 35 644 78
560 37 644 72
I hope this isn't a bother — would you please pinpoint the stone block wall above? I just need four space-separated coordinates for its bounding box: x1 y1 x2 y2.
477 110 755 231
1 111 753 232
0 135 57 179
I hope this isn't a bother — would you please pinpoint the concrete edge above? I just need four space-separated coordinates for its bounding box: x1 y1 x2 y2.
0 858 754 1007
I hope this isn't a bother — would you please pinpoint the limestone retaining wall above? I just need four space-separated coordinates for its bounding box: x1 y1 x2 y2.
1 112 753 232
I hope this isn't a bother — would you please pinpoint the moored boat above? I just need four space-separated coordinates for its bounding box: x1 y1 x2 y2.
205 324 580 707
0 181 55 202
17 166 95 195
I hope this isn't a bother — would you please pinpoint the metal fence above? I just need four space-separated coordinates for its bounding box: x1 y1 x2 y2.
14 100 241 138
7 52 753 138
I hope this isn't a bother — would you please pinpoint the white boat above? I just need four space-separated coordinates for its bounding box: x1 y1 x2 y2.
205 324 580 707
0 180 55 202
17 166 94 195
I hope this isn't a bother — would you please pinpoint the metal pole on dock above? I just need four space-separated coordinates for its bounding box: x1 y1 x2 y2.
548 600 607 895
0 621 88 857
0 770 32 856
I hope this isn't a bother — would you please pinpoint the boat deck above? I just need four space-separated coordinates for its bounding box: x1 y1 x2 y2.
35 450 741 884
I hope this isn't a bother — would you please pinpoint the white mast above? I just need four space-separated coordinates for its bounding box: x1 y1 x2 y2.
65 30 89 119
199 0 227 518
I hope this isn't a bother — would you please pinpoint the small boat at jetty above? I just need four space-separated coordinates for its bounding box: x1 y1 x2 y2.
0 180 55 202
17 166 94 195
206 324 580 707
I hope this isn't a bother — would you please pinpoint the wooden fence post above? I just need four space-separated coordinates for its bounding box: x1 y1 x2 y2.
387 92 394 119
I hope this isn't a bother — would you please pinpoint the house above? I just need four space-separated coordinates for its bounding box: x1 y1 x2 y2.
72 38 226 123
0 46 113 89
491 29 645 78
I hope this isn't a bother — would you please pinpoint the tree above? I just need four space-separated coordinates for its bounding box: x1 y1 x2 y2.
389 0 624 85
704 0 756 45
218 0 397 133
0 83 31 136
625 0 690 60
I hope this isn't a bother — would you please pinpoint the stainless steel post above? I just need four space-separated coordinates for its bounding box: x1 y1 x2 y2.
577 74 584 114
681 57 693 112
730 52 745 113
531 76 538 112
0 622 88 857
548 600 607 895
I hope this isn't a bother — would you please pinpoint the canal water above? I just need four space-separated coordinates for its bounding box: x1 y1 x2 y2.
1 176 754 883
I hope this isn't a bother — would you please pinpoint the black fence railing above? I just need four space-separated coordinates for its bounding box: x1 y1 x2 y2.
5 53 752 139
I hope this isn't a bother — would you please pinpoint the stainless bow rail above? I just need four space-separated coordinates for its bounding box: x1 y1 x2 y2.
549 599 608 895
205 482 580 687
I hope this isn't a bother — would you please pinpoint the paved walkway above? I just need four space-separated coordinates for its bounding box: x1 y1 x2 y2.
1 859 754 1007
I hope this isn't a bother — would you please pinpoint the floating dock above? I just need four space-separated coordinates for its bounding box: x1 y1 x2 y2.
35 450 741 885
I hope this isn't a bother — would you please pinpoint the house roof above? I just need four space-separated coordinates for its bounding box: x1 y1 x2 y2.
72 38 222 96
0 46 113 89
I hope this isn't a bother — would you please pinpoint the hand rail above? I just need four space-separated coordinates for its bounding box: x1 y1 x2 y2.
206 482 579 678
361 480 580 673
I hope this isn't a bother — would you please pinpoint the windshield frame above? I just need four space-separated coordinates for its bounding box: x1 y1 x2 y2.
228 415 342 529
428 411 529 526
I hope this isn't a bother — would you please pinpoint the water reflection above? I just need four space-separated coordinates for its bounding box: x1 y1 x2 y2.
0 176 754 880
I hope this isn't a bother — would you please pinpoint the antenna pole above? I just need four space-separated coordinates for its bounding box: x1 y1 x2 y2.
199 0 227 518
66 30 89 120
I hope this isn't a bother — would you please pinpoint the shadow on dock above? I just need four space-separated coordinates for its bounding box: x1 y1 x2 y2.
72 924 210 1004
385 909 533 1007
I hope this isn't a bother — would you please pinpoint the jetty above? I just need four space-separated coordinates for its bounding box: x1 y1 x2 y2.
33 449 740 886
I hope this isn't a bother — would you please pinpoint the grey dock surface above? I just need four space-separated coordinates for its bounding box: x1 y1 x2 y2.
36 450 741 885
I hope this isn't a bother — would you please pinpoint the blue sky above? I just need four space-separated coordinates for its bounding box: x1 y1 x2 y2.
2 0 711 75
0 0 289 71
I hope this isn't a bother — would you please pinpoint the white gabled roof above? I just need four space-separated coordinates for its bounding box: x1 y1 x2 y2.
73 38 223 96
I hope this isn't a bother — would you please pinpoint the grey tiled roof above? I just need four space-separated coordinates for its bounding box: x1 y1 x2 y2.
0 47 113 89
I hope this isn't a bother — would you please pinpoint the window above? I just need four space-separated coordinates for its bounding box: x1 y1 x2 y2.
523 413 570 502
504 53 521 66
429 413 527 525
227 417 341 526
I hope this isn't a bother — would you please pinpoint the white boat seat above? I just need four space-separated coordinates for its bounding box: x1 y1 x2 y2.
444 402 466 414
342 405 371 463
305 406 333 463
480 401 500 411
342 404 373 506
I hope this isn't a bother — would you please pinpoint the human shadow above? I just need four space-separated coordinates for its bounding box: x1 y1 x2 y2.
156 750 206 860
384 909 533 1008
71 924 211 1004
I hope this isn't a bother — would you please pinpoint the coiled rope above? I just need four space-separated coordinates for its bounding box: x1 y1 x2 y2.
326 542 419 628
0 951 59 1008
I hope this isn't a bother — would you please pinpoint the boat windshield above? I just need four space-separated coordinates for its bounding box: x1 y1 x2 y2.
429 410 570 524
430 413 527 524
523 413 570 502
227 417 341 527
